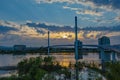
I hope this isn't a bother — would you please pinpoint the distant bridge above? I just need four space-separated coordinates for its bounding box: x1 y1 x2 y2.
50 44 120 54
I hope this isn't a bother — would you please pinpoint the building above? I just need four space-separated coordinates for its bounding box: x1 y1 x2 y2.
98 36 110 46
14 45 26 51
98 36 111 61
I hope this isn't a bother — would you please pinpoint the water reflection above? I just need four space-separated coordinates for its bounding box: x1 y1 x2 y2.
0 52 119 76
0 54 40 66
0 53 120 67
0 53 100 67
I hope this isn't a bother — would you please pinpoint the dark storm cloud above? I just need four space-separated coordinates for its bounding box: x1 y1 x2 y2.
26 22 120 32
0 25 18 33
91 0 120 9
26 23 74 32
81 26 120 31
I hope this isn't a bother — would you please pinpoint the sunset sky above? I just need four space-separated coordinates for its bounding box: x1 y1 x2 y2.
0 0 120 47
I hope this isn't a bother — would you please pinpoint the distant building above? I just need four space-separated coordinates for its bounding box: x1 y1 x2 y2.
14 45 26 51
98 36 111 61
98 36 110 46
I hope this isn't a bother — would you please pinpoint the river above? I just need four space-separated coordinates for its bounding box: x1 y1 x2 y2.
0 52 119 77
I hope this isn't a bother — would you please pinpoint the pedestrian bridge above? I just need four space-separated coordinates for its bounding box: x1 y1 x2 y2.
50 44 120 54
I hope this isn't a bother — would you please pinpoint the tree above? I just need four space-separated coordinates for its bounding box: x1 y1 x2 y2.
35 69 47 80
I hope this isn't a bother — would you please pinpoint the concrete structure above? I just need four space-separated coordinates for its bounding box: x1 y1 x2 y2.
98 36 116 61
98 36 110 46
111 51 116 61
78 40 83 59
98 36 116 71
98 36 111 61
98 36 110 71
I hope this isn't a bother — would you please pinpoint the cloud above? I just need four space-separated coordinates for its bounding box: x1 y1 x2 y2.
35 0 76 4
26 22 120 42
0 26 18 34
76 10 103 16
0 20 120 46
63 6 103 16
114 16 120 22
36 0 120 9
91 0 120 9
63 6 79 11
26 22 74 32
35 0 120 27
35 0 120 20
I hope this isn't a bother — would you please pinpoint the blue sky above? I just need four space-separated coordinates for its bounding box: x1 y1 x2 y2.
0 0 120 27
0 0 120 46
0 0 75 26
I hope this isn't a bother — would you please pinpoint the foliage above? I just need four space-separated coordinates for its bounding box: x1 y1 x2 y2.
17 56 43 76
84 61 120 80
104 62 120 80
17 56 67 80
34 69 47 80
1 56 72 80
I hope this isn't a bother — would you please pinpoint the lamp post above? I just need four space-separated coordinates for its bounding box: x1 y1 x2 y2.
48 30 50 56
75 16 79 80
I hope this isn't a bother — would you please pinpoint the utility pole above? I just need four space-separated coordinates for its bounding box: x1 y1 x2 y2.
75 16 79 80
48 30 50 56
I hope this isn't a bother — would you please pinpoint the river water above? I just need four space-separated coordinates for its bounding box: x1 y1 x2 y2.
0 52 119 77
0 53 101 66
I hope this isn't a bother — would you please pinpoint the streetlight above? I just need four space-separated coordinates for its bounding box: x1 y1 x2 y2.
48 30 50 56
74 16 79 80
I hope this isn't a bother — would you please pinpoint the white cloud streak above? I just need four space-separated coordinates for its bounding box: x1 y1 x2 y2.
35 0 120 26
76 10 103 16
63 5 103 16
35 0 113 11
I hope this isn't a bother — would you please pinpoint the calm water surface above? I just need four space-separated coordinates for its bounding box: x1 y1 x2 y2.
0 52 119 76
0 53 100 66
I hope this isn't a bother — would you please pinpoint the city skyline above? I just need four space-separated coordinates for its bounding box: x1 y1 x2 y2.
0 0 120 47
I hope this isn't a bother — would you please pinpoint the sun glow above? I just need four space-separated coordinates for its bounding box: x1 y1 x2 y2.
62 35 68 39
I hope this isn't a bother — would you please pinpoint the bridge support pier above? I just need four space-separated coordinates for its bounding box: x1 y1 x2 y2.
111 51 116 62
100 48 105 71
